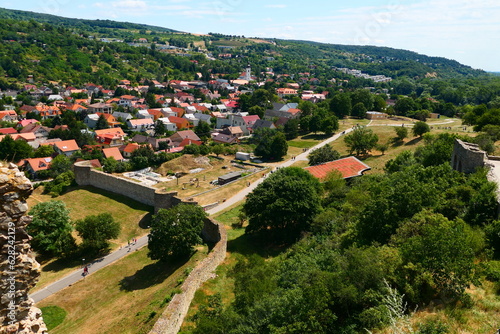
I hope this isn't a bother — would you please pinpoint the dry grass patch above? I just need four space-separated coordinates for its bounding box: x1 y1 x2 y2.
38 246 208 334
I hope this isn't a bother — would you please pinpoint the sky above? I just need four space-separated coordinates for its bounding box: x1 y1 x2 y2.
1 0 499 71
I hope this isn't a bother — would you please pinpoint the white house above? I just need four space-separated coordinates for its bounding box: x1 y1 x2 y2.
137 110 154 120
157 118 178 132
84 114 100 129
127 118 154 131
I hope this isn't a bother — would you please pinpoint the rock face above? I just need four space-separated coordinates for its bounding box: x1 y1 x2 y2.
0 162 47 334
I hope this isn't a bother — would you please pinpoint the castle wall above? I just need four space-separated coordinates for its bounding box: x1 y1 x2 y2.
73 162 194 212
451 139 487 174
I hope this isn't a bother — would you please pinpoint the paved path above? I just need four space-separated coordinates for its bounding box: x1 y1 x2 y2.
31 118 461 303
30 237 148 303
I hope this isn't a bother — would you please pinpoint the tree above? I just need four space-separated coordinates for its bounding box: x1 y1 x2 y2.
394 126 408 141
412 121 430 137
330 93 351 118
373 95 387 112
351 89 374 110
254 129 288 160
377 142 389 155
154 120 167 137
75 213 120 252
283 118 299 140
243 167 322 242
351 102 367 119
320 116 339 136
248 105 265 119
269 132 288 160
194 121 212 140
308 144 340 166
384 150 417 173
344 126 379 156
148 204 207 261
212 144 224 157
48 154 72 177
33 144 55 158
95 114 109 130
27 200 76 257
0 135 33 162
394 97 417 116
130 146 155 169
103 157 118 173
391 211 475 301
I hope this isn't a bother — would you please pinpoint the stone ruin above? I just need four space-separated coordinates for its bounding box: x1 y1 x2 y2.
0 162 47 334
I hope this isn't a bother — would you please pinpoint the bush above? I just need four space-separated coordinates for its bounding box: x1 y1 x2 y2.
416 319 449 334
43 171 75 197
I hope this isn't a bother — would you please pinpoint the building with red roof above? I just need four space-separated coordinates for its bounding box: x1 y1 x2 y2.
53 139 80 156
304 156 371 180
0 127 18 135
103 147 125 161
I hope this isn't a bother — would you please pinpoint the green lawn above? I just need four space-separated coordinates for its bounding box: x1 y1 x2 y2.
40 306 67 331
28 186 152 292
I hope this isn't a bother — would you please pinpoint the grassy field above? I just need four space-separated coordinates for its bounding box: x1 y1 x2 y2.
38 246 208 334
28 186 152 292
154 154 266 206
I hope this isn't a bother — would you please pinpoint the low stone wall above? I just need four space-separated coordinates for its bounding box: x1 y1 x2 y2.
149 217 227 334
74 161 195 212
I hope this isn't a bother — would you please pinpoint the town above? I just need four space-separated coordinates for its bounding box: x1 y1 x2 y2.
1 5 500 334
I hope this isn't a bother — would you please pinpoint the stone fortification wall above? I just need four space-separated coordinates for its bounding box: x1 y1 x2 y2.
0 162 47 334
451 139 487 174
149 217 227 334
74 162 194 212
74 162 227 333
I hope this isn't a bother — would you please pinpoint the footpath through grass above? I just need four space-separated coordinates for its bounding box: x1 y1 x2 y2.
38 246 208 334
28 185 152 292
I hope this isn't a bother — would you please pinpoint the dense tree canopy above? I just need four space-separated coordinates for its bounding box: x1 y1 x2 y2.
75 213 120 252
344 125 379 156
243 167 322 242
148 204 206 261
308 144 340 166
27 200 76 256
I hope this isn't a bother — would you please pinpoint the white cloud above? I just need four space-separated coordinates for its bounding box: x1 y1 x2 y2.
265 4 287 8
111 0 147 9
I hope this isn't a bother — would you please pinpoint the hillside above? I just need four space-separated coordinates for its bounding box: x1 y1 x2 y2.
0 7 180 33
0 6 488 85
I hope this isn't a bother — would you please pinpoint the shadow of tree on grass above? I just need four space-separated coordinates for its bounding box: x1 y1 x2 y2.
405 137 423 146
119 255 188 291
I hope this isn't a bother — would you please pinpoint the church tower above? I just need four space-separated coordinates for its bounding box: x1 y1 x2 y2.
245 64 251 81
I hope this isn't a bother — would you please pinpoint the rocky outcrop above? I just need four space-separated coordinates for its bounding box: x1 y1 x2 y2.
0 162 47 334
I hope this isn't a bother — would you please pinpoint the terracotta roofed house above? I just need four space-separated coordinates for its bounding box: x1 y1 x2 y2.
304 156 371 181
102 147 124 161
53 139 80 156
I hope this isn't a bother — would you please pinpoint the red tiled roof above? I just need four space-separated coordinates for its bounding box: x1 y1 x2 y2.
304 156 371 180
25 157 52 172
0 127 17 134
102 147 124 161
178 138 202 147
54 139 80 152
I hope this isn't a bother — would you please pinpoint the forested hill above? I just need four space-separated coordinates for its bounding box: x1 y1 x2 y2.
0 6 488 88
0 7 179 33
285 40 485 78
